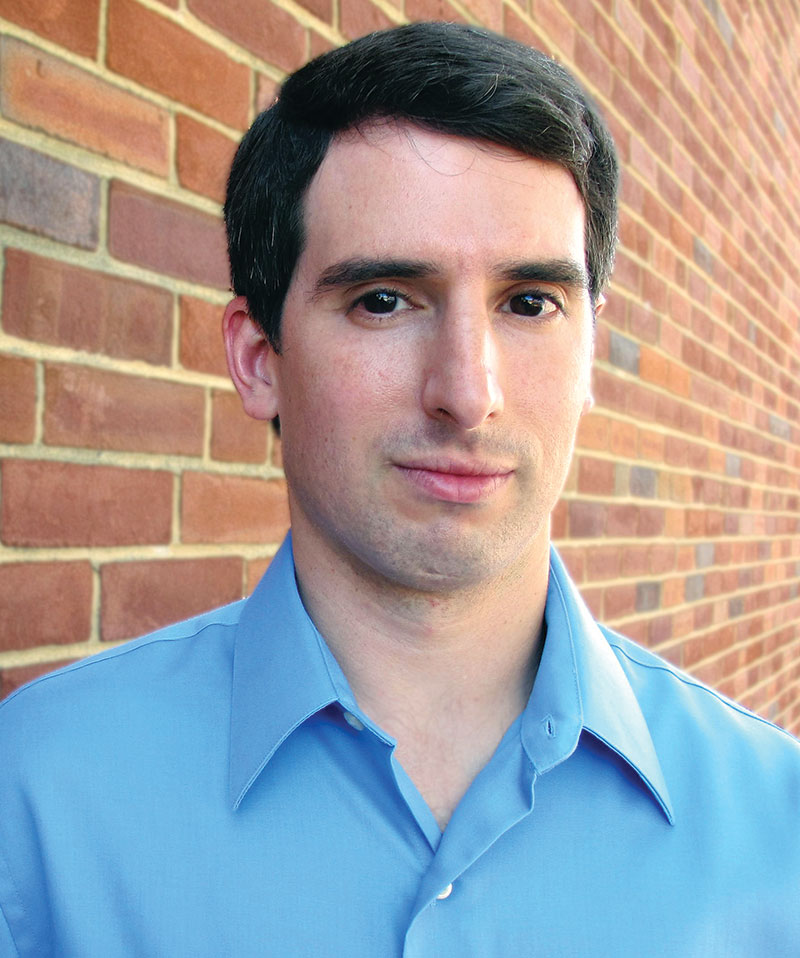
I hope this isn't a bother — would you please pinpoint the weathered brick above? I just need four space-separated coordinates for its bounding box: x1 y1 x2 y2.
44 364 205 456
107 0 250 128
1 460 172 547
211 389 269 463
187 0 308 73
0 0 100 57
630 465 658 498
0 38 169 176
0 354 36 444
1 659 77 701
101 556 244 641
109 181 229 288
181 473 289 544
3 249 173 365
0 139 99 249
179 296 228 377
340 0 395 40
568 501 606 538
176 115 237 204
0 561 93 651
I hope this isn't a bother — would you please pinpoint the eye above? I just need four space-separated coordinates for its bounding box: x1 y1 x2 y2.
350 288 414 318
504 291 563 319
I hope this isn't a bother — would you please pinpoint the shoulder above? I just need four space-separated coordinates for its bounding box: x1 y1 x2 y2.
0 599 247 750
602 626 800 791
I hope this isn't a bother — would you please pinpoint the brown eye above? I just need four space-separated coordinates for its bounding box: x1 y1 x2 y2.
507 293 558 317
359 290 401 314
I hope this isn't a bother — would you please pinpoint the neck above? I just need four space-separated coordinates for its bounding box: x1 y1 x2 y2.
289 521 551 828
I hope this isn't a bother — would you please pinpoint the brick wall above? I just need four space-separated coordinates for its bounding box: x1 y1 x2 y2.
0 0 798 734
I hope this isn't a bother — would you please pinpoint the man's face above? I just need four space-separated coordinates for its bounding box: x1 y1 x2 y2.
265 122 596 594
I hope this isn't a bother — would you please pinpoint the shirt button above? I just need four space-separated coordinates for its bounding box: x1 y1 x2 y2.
436 883 453 900
343 711 364 731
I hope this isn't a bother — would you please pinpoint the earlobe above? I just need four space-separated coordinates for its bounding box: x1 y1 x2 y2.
222 296 281 421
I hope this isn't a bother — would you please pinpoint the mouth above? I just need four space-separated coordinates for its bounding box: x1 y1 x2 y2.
394 458 514 504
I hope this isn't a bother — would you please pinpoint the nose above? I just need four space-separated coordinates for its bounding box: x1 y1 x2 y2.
421 310 504 430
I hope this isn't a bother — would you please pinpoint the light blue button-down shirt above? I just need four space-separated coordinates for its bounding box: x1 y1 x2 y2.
1 535 798 956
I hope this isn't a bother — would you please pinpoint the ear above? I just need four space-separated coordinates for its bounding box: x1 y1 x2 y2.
223 296 281 421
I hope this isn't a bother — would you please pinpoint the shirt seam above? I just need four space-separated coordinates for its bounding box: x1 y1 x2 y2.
606 637 799 744
0 618 239 713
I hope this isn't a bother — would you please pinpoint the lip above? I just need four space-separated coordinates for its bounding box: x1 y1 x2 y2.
394 458 514 504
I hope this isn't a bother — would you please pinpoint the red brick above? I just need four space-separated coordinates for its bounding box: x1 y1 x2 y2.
586 544 621 581
574 31 612 96
407 0 468 24
176 115 237 204
101 556 244 640
295 0 333 22
576 412 610 451
0 562 93 651
457 0 502 30
181 473 289 544
0 139 99 249
211 390 269 463
0 38 169 176
610 420 637 458
179 296 228 377
0 0 100 58
109 180 229 288
577 456 615 495
1 460 172 547
44 364 204 456
531 0 575 57
0 355 36 444
604 583 637 620
3 249 173 366
1 659 77 701
340 0 395 40
187 0 308 73
107 0 250 129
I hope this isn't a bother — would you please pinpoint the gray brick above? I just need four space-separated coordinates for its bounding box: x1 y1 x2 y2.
768 414 791 440
635 581 661 613
0 138 99 249
695 542 715 568
692 237 714 275
630 466 657 498
608 331 640 375
685 574 705 602
728 596 744 618
725 453 741 478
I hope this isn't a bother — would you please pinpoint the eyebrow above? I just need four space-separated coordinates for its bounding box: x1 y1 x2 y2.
312 256 589 295
493 258 589 291
313 259 437 296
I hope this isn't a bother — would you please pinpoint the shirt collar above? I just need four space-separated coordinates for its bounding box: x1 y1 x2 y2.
229 535 673 823
522 547 674 824
229 533 342 809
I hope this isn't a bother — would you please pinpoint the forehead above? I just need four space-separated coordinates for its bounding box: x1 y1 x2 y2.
298 122 587 274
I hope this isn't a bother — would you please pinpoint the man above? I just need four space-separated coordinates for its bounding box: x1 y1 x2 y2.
1 22 798 957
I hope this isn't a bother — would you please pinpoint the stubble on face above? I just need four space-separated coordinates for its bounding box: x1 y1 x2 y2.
273 123 594 602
